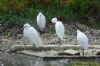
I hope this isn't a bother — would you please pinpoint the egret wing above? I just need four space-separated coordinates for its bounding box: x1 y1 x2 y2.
77 33 89 50
55 21 65 40
29 27 43 48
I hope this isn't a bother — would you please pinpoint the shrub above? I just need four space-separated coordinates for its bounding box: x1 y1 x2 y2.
0 0 99 29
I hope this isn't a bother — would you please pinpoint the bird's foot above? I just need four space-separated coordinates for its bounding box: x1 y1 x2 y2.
79 49 85 56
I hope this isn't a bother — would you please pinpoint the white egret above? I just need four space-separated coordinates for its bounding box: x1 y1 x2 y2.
51 17 57 24
37 12 46 32
23 23 43 48
77 30 89 56
51 17 65 44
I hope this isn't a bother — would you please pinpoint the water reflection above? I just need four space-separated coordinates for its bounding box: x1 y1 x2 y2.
0 53 100 66
45 59 71 66
29 58 45 66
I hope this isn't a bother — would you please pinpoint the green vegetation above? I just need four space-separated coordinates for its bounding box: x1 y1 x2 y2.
0 0 100 29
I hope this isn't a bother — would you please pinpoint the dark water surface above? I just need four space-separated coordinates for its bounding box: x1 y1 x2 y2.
0 52 100 66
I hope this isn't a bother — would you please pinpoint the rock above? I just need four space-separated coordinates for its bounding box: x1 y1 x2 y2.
0 26 7 32
1 38 8 42
58 49 80 55
48 38 57 44
96 49 100 55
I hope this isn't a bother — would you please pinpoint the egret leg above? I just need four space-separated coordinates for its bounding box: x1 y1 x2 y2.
23 38 26 50
79 49 84 56
83 49 84 56
23 44 25 50
23 39 26 50
32 44 35 51
58 38 62 51
44 33 46 39
23 37 29 50
41 32 46 39
40 28 47 39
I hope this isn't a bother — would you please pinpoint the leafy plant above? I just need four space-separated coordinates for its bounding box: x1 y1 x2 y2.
0 0 100 29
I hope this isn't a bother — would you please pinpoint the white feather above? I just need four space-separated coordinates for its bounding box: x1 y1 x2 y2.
51 17 57 24
37 12 46 31
23 23 43 48
77 30 89 50
55 21 65 40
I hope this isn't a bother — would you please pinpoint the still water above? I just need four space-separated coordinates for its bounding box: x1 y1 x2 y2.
0 52 100 66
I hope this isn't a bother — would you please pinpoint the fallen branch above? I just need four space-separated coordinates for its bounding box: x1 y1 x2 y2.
10 45 100 52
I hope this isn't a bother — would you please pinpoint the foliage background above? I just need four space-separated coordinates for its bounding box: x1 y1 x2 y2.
0 0 100 28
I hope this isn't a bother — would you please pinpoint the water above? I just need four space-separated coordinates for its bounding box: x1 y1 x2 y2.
0 52 100 66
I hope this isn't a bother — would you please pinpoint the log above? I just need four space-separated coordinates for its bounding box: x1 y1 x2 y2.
17 50 58 57
10 45 33 52
10 45 100 52
16 50 100 60
58 49 80 55
43 56 100 60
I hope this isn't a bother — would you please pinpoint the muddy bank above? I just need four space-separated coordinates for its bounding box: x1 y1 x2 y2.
0 22 100 54
0 22 100 66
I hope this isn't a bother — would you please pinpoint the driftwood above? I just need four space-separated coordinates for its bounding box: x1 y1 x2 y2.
43 56 100 60
58 49 80 55
17 50 100 60
10 45 100 59
10 45 100 52
17 50 58 57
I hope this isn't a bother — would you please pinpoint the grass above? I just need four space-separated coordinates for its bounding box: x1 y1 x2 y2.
0 0 100 29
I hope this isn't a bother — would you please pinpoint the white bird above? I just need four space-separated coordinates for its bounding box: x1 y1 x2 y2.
77 30 89 56
23 23 43 48
51 17 65 43
51 17 57 24
37 12 46 32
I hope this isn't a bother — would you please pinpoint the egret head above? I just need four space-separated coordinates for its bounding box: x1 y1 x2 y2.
24 23 30 28
38 12 42 16
51 17 57 24
77 29 81 34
